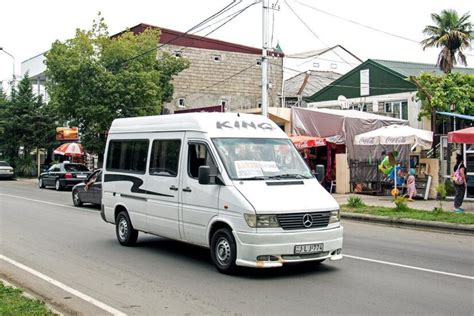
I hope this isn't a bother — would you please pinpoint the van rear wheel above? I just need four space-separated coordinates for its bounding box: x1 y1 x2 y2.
210 228 237 274
116 211 138 246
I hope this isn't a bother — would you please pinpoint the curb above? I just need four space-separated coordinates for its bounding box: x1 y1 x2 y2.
341 212 474 234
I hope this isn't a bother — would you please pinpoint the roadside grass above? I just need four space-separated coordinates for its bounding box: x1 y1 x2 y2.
0 282 55 315
341 204 474 225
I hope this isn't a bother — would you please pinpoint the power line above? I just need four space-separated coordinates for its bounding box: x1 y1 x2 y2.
294 0 474 58
174 1 260 55
116 0 241 68
295 0 419 43
284 0 354 66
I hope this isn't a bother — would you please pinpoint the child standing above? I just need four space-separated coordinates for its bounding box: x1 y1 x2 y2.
406 168 417 201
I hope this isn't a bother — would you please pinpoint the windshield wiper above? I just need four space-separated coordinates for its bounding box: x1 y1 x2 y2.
268 174 311 180
238 176 267 180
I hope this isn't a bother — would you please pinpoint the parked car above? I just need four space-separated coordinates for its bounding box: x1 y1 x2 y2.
38 163 91 191
72 169 102 207
0 161 14 179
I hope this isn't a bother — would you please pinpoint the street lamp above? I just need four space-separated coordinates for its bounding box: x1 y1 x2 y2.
0 47 16 86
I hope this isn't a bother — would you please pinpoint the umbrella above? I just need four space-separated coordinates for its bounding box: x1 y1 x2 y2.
448 127 474 144
290 135 326 150
354 125 433 149
54 142 84 157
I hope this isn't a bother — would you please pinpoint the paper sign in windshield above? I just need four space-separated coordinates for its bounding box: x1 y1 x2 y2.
234 161 264 178
234 160 281 178
260 161 279 173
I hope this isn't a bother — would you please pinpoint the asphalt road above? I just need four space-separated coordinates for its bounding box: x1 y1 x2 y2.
1 179 473 315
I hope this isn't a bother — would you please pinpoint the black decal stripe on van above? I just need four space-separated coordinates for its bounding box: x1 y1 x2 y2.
121 194 147 201
104 174 174 198
266 181 304 186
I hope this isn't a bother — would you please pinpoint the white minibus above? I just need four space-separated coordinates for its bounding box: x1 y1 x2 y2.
101 113 342 273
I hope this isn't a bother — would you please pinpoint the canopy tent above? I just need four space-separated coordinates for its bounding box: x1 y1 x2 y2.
448 127 474 144
54 142 84 157
355 125 433 149
292 108 408 161
290 135 326 150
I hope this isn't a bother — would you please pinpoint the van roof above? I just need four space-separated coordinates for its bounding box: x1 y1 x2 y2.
109 112 288 138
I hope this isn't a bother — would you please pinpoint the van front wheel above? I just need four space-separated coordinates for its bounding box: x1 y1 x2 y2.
116 211 138 246
210 228 237 274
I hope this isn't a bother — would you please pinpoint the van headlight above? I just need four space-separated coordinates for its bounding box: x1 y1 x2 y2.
244 214 280 228
329 209 340 224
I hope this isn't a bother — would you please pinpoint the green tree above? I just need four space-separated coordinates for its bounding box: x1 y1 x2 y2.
410 72 474 119
0 75 56 175
421 9 473 74
45 14 189 155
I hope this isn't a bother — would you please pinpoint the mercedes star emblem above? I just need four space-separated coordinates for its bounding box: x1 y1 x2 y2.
302 214 313 228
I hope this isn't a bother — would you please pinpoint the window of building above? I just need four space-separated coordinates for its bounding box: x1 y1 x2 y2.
106 140 149 174
213 55 222 62
385 101 408 119
256 59 262 66
177 98 185 107
220 99 228 107
149 139 181 177
257 102 262 108
174 51 182 58
313 62 320 68
188 143 217 182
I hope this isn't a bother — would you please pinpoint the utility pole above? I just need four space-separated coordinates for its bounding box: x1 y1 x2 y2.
261 0 269 117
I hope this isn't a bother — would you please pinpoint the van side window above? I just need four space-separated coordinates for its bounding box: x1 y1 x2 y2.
106 140 149 174
188 143 217 181
149 139 181 177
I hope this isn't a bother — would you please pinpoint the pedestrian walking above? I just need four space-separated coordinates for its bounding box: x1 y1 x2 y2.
452 154 466 213
406 168 417 201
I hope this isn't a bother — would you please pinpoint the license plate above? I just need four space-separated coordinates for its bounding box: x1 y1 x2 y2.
294 243 324 255
77 175 87 178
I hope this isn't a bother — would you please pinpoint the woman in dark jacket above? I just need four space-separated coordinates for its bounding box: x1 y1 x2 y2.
453 154 467 213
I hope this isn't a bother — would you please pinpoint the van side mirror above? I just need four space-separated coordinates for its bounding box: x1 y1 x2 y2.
198 165 211 185
315 164 325 183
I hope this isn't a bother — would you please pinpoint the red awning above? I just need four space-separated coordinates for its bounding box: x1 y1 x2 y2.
290 135 326 150
448 127 474 144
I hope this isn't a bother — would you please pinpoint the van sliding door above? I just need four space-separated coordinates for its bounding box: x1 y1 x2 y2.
146 133 184 239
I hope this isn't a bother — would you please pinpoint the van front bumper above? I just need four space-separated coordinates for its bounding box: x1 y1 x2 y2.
233 225 343 268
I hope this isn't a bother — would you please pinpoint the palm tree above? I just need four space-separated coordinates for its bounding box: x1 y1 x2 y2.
421 9 473 74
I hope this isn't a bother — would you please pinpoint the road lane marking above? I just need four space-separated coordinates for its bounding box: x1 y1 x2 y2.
344 254 474 280
0 193 98 214
0 255 126 316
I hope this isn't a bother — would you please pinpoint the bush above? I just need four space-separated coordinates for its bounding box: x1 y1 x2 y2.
435 183 447 212
444 179 455 196
15 156 36 177
393 196 409 212
347 195 365 208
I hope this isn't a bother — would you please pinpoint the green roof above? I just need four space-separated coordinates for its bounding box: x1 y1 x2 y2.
372 59 474 77
307 59 474 102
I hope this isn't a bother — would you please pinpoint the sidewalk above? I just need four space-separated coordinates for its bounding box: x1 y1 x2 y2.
333 193 473 234
333 193 474 212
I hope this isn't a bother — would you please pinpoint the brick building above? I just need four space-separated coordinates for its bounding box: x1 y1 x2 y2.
125 23 284 113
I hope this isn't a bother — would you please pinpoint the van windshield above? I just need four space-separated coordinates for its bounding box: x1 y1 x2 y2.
212 138 312 180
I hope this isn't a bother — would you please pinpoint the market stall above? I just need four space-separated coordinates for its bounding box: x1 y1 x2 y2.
292 108 408 193
355 124 433 198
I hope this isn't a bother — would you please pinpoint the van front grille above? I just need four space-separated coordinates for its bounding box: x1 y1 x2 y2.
277 211 330 230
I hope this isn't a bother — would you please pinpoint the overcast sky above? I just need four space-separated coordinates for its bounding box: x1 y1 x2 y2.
1 0 473 86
